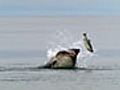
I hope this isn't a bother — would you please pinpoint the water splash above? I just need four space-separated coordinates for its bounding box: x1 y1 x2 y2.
47 29 72 58
46 29 96 68
47 45 67 59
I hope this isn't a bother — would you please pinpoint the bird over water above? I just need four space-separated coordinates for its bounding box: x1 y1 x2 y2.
82 33 94 53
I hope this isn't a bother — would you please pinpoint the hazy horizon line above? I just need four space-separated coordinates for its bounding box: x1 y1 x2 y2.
1 14 120 18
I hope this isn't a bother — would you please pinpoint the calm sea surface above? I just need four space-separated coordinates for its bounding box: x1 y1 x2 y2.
0 17 120 90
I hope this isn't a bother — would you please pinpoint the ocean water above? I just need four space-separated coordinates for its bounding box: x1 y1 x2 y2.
0 17 120 90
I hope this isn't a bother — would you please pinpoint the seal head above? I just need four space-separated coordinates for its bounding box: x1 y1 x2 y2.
44 48 80 69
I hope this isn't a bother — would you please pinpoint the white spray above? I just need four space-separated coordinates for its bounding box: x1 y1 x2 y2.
46 30 96 68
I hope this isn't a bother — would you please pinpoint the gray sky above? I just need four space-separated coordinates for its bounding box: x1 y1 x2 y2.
0 0 120 17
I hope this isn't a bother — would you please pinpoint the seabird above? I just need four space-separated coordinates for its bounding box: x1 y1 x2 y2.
82 33 94 53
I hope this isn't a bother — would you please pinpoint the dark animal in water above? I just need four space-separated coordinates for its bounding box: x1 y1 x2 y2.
43 49 80 69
